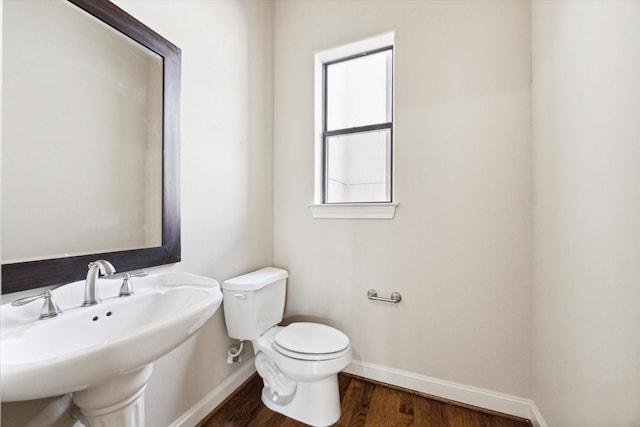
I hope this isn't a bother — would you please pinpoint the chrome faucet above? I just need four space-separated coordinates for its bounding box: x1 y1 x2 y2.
82 260 116 306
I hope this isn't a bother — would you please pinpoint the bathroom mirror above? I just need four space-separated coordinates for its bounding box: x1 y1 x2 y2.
1 0 181 294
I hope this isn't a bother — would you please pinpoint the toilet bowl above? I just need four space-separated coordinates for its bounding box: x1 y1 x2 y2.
221 268 352 427
254 324 352 425
256 324 352 382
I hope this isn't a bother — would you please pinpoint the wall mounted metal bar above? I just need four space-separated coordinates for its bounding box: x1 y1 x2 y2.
367 289 402 304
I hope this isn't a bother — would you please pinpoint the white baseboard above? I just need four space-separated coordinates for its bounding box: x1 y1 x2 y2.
528 400 549 427
170 357 548 427
169 360 256 427
344 360 548 427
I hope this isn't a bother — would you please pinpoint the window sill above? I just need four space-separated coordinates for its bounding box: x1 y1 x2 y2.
308 203 397 219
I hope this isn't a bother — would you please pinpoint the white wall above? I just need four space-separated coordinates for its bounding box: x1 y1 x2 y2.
1 0 274 425
274 0 532 397
531 1 640 425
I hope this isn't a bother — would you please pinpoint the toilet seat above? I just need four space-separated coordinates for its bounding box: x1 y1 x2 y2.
273 322 350 361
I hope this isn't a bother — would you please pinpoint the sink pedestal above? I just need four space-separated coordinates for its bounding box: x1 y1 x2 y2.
73 364 153 427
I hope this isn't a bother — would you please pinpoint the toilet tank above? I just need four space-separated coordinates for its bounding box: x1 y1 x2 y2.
221 267 288 340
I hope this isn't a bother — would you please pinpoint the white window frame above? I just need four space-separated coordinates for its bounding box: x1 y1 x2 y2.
309 32 397 219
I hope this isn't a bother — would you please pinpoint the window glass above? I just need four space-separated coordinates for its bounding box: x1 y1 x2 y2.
325 129 391 203
326 49 392 131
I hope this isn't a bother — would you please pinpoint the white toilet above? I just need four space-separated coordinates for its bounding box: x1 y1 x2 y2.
222 267 352 427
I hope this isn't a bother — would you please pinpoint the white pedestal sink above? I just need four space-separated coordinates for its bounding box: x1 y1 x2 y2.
1 272 223 426
72 364 153 426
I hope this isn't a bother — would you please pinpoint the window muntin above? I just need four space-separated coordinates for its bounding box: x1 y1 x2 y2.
323 47 393 204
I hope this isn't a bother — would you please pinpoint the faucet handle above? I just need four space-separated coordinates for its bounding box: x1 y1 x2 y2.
11 290 63 320
119 272 148 297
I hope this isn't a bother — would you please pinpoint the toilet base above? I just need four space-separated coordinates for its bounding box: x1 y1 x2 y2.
261 374 341 427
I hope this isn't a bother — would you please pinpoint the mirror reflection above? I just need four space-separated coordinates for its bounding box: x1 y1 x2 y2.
2 0 163 264
1 0 181 294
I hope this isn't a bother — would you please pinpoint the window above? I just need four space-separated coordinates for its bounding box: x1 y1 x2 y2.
324 47 393 203
311 33 397 219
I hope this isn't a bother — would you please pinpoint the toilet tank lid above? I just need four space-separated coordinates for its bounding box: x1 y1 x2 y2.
222 267 288 291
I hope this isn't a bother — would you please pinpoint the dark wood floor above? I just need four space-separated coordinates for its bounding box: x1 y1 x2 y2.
199 373 532 427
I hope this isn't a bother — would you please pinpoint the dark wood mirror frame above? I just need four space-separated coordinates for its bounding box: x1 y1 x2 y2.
2 0 181 294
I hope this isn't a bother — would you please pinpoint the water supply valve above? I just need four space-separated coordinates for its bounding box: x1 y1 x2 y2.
226 341 244 364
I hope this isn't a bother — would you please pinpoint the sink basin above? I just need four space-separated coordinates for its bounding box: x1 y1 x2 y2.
1 272 222 404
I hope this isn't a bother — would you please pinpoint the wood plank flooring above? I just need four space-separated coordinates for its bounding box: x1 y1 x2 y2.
199 373 532 427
